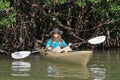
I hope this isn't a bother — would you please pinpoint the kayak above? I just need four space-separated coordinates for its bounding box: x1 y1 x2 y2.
11 36 105 60
41 51 93 66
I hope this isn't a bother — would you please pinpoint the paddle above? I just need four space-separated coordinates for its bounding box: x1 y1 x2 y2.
11 36 106 59
11 51 39 59
71 36 106 46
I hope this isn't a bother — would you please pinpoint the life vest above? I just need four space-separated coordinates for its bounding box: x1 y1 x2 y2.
50 39 64 48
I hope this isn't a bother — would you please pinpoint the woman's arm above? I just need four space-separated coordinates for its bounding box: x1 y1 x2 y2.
62 39 72 47
46 39 52 50
62 39 67 47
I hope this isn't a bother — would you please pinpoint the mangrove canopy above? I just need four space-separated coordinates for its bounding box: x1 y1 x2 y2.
0 0 120 53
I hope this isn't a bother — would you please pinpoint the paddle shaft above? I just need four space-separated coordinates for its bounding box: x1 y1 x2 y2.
31 51 39 53
31 49 47 53
71 41 88 46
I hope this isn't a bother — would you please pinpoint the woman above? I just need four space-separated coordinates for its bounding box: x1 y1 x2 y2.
46 28 72 53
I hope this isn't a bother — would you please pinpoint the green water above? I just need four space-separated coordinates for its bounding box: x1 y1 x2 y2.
0 49 119 80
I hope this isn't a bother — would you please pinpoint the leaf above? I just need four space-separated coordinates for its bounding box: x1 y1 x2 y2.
75 0 86 7
44 0 51 7
59 0 66 4
0 10 16 28
107 0 110 2
0 1 10 11
90 0 101 3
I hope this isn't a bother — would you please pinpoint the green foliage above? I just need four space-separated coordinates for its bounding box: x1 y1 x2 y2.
0 1 10 11
0 12 16 28
59 0 66 4
44 0 67 7
1 43 7 47
110 3 120 13
0 10 16 28
75 0 86 7
0 1 16 28
43 0 120 19
91 0 120 18
44 0 51 7
0 0 119 50
90 0 101 3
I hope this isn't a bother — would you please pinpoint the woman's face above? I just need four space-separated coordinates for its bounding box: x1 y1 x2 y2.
53 33 59 38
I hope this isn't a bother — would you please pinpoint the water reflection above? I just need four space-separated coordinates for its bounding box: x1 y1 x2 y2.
46 65 59 78
45 62 90 79
90 67 106 80
11 61 31 77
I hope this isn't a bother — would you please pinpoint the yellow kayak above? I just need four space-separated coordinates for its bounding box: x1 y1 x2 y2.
41 51 93 66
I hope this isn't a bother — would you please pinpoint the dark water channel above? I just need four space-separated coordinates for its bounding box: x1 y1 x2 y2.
0 49 119 80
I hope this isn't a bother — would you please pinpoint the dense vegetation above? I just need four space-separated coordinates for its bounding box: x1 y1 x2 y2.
0 0 120 53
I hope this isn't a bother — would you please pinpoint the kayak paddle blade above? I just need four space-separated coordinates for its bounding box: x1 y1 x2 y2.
88 36 106 44
11 51 31 59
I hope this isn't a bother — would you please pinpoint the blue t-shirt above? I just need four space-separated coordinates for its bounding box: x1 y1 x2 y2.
46 38 67 49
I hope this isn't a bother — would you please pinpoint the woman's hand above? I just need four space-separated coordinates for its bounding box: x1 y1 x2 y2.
46 46 52 50
68 43 72 47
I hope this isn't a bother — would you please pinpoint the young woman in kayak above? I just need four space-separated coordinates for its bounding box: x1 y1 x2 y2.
46 28 72 53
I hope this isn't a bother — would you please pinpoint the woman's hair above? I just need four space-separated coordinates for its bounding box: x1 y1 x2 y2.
51 34 62 42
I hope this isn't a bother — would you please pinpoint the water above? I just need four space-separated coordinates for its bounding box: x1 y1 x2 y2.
0 49 119 80
89 49 120 80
